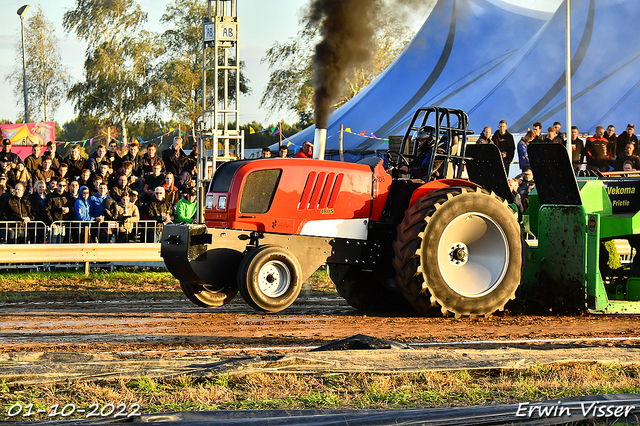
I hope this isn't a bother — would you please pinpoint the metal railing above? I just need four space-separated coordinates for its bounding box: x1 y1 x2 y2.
48 220 160 244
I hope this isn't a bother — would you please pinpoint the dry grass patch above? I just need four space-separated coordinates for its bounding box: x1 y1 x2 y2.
3 363 640 419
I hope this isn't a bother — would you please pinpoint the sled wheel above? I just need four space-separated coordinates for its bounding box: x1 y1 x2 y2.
180 281 237 308
392 186 522 317
237 245 303 313
329 263 413 312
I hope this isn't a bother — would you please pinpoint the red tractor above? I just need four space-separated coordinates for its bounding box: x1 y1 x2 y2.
161 107 522 317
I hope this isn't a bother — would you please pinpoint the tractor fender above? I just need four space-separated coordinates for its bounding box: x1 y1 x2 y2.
409 179 480 208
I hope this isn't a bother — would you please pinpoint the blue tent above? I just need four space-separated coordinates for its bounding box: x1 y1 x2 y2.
288 0 639 160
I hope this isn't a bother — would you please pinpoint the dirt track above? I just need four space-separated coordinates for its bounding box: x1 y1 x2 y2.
1 291 639 354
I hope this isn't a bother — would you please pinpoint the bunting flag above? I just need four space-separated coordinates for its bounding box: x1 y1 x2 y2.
270 127 277 135
89 138 94 146
273 129 280 135
345 128 351 133
82 140 87 147
169 128 175 133
64 142 69 148
138 136 145 144
249 127 255 134
180 132 185 137
260 129 266 133
371 132 377 138
359 130 366 137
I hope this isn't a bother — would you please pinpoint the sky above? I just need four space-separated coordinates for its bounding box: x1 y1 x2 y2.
0 0 562 130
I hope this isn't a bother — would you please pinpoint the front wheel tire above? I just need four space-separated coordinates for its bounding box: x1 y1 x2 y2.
180 281 237 308
237 245 303 313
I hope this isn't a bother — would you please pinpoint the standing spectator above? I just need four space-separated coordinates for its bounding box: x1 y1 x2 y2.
68 180 80 218
110 160 138 188
0 139 23 170
176 160 197 191
122 141 143 178
116 193 140 243
508 178 524 215
570 126 585 175
24 144 42 174
88 183 110 220
97 161 111 186
518 167 535 212
616 124 639 156
46 178 71 243
174 187 198 224
585 125 611 172
9 162 32 194
57 163 70 182
278 144 289 158
44 141 63 172
517 130 535 170
3 182 32 243
74 186 92 221
65 145 85 179
89 175 103 195
34 156 55 187
146 186 173 242
295 141 313 158
142 163 166 200
163 173 179 207
28 180 47 223
553 121 565 142
531 122 543 143
163 136 187 176
542 126 563 144
110 174 130 203
85 144 107 174
261 147 272 158
610 143 640 171
106 140 123 172
491 120 515 175
477 126 492 144
604 125 617 158
141 143 165 175
77 169 92 189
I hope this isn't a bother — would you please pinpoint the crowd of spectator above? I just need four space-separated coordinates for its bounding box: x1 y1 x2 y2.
477 120 640 214
0 136 199 243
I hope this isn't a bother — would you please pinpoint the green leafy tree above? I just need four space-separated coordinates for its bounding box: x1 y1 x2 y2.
63 0 161 145
260 5 413 127
158 0 251 135
6 6 70 122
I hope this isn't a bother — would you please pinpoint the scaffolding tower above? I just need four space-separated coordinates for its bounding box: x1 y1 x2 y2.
197 0 244 222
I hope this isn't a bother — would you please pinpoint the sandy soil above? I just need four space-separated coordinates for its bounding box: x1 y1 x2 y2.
1 291 639 354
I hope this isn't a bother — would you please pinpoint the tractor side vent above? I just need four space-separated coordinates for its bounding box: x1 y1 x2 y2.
298 172 343 210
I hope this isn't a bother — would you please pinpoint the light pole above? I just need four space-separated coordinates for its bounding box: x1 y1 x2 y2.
17 5 30 124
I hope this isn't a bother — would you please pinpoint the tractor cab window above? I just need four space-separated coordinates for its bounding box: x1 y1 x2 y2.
239 169 282 214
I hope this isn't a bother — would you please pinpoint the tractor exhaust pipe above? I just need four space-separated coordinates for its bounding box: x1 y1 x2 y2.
313 128 326 160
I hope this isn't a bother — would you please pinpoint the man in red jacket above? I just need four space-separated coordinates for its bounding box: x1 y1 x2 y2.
295 141 313 158
585 126 610 173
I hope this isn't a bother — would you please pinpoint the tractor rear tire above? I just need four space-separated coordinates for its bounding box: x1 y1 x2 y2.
329 263 413 312
237 245 303 313
392 186 522 317
180 281 237 308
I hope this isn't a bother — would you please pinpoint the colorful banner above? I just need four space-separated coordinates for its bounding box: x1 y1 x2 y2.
0 122 56 145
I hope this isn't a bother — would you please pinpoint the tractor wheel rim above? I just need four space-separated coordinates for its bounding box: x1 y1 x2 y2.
437 212 509 297
257 260 291 298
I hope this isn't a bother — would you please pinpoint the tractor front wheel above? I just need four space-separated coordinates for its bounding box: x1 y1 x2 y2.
237 245 303 313
393 186 522 317
180 281 237 308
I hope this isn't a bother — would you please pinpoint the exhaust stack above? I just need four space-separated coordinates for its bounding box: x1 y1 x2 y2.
313 128 327 160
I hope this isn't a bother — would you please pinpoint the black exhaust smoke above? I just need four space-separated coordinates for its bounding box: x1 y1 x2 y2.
309 0 381 129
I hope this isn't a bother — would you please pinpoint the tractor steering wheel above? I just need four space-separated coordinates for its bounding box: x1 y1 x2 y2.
387 150 411 178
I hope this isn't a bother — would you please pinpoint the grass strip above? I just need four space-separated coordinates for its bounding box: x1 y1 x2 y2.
1 363 640 419
0 269 336 302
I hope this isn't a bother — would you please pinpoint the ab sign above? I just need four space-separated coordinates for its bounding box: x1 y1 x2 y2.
204 20 238 44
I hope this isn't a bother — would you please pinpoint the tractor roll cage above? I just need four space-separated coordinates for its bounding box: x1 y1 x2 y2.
399 107 475 182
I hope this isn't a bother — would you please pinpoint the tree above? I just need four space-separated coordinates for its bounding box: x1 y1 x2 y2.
63 0 161 145
5 6 70 122
260 5 413 127
158 0 251 135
